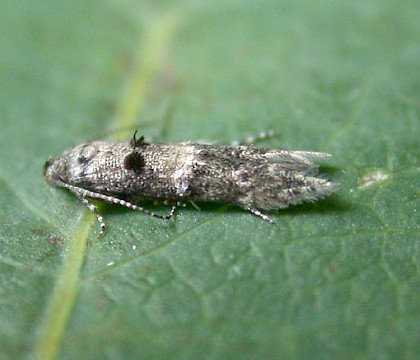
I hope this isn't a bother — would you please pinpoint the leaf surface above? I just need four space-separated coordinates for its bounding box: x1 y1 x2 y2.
0 1 419 359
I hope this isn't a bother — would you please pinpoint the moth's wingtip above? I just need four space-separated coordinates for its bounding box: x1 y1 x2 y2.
308 152 332 158
325 179 341 193
291 151 333 163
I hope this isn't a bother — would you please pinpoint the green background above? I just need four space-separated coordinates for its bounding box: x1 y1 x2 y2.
1 0 419 359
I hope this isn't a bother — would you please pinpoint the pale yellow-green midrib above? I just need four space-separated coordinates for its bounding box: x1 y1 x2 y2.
33 14 177 360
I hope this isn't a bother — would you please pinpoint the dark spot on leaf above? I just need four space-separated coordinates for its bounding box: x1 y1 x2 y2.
31 228 47 236
48 236 64 247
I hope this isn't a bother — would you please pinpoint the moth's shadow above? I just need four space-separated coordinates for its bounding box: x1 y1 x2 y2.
95 193 349 220
220 195 350 219
279 195 350 215
96 201 175 216
318 164 340 175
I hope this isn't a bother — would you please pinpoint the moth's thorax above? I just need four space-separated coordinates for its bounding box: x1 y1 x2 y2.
45 141 203 198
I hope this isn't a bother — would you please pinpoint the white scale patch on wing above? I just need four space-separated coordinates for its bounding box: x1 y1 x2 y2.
172 144 197 196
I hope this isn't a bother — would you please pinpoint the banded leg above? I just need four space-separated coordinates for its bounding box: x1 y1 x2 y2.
231 130 278 146
248 208 275 224
94 193 178 220
63 183 177 237
76 194 107 238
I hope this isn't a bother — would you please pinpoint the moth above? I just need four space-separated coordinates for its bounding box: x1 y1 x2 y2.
44 131 339 237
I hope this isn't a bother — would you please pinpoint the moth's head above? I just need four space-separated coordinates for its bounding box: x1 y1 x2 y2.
43 153 71 187
44 143 90 186
44 142 118 188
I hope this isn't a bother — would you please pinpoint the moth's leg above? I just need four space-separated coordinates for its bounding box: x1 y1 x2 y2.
248 208 275 224
88 195 176 234
132 202 177 220
63 184 177 235
74 193 107 238
94 194 178 220
163 199 183 207
231 130 279 146
164 198 198 211
189 200 201 211
161 204 178 219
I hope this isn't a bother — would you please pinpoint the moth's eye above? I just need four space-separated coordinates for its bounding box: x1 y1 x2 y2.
78 145 98 164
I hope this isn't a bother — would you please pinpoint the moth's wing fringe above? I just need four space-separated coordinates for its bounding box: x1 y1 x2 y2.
266 150 331 163
264 150 331 175
257 177 340 211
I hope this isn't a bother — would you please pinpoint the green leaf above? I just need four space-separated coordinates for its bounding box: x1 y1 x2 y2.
1 0 419 359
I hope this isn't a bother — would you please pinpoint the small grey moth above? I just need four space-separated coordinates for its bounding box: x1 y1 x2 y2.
44 131 339 237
